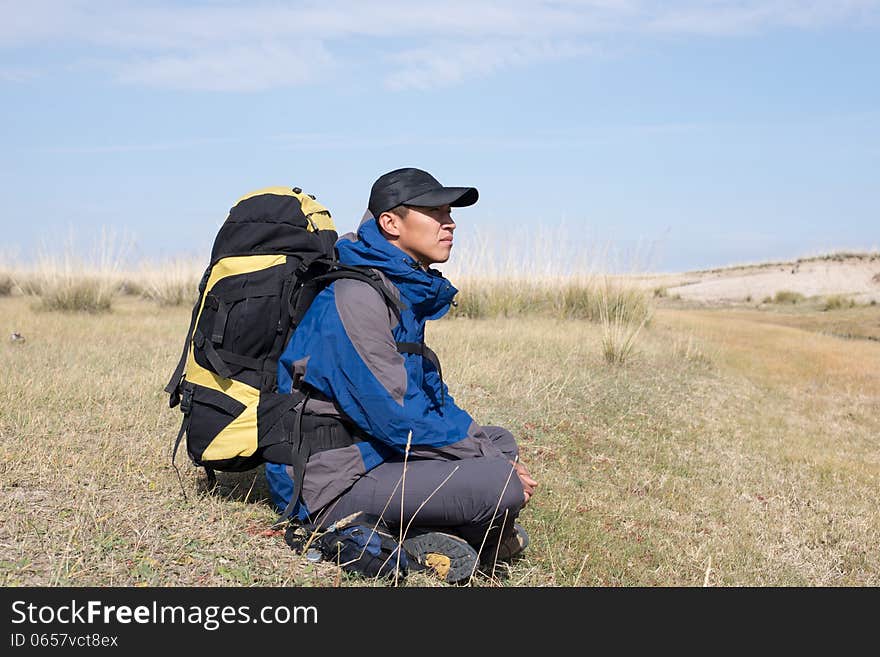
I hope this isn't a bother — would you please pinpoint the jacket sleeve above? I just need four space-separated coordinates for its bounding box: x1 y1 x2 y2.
294 278 504 458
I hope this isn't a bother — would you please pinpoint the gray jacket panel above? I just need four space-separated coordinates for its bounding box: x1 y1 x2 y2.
407 421 506 460
303 396 342 416
334 278 406 405
299 444 367 513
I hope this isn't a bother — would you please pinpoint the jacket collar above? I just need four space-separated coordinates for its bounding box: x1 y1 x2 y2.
336 218 458 321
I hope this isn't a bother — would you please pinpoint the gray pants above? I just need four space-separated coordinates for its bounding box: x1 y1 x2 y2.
314 426 525 549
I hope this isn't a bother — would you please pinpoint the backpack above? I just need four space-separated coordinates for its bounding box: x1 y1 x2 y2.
164 186 405 508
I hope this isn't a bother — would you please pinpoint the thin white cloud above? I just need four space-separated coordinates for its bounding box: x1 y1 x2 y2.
1 1 877 91
0 1 616 46
0 67 39 82
116 41 334 92
643 0 880 34
36 136 245 154
385 39 593 90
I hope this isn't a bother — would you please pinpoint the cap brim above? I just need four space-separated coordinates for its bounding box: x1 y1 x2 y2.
405 186 478 209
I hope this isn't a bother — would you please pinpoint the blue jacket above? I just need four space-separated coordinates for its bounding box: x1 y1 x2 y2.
269 217 504 515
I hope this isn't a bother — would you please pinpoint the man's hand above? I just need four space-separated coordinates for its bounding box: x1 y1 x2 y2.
511 459 538 505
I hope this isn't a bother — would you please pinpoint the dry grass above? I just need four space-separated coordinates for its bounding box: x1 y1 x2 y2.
447 275 651 324
32 275 118 313
824 295 857 311
138 259 203 307
2 292 878 586
14 262 120 313
0 272 14 297
441 221 656 327
597 276 653 365
651 309 880 586
16 230 131 313
688 305 880 343
771 290 806 305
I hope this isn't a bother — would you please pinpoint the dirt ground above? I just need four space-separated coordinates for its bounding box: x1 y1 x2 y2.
631 253 880 304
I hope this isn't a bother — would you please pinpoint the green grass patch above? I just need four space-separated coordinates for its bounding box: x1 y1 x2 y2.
823 295 856 311
772 290 806 305
0 272 14 297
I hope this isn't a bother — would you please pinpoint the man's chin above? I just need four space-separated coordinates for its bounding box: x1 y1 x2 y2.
416 248 451 267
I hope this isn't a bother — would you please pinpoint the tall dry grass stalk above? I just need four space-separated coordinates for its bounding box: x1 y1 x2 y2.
823 294 856 311
771 290 805 305
138 258 203 307
439 224 656 351
26 228 131 313
0 272 13 297
447 275 652 323
598 275 653 365
394 431 413 586
470 459 519 585
0 250 20 296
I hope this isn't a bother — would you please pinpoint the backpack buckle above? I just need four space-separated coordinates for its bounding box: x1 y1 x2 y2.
180 386 194 415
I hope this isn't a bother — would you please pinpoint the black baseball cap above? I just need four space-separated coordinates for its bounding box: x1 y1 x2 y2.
368 167 479 218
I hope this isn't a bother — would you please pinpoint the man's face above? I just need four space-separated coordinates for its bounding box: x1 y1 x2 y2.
379 204 456 267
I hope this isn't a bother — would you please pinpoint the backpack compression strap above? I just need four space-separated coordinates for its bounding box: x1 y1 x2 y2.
165 268 211 407
190 279 289 381
169 385 194 499
278 388 311 524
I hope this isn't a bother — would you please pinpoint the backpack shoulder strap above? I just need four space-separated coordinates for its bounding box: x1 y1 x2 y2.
290 262 408 328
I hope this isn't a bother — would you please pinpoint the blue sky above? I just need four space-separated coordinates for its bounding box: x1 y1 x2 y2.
1 0 878 272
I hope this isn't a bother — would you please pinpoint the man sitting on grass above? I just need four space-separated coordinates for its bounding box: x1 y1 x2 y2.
268 167 537 583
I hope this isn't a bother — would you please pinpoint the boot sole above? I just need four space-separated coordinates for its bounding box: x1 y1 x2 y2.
402 532 478 584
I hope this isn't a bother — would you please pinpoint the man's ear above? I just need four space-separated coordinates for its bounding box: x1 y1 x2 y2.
377 211 402 238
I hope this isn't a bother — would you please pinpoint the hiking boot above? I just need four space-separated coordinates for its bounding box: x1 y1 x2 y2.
401 530 479 584
483 523 529 564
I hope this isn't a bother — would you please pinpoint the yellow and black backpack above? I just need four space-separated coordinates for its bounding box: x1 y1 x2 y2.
165 186 403 495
